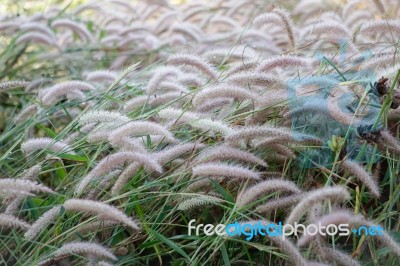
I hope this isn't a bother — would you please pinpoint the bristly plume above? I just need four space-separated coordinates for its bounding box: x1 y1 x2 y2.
0 213 31 230
25 206 61 240
167 54 218 80
63 199 140 231
225 125 319 145
255 194 304 214
110 163 140 195
171 23 203 43
192 85 256 107
253 13 284 28
40 81 95 106
86 70 117 83
14 104 38 123
302 21 351 38
108 121 177 149
286 186 350 225
79 110 131 126
155 142 205 164
52 242 117 261
158 107 234 135
192 162 260 180
0 80 30 92
51 19 94 42
273 8 297 48
359 20 400 36
75 151 162 194
144 66 182 94
197 144 267 167
0 178 53 197
256 55 311 73
21 137 75 155
236 179 301 208
225 72 281 87
4 165 42 214
195 98 233 112
177 194 223 211
341 159 380 198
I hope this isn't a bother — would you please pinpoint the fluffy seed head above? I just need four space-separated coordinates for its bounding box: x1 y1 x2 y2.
63 199 140 231
192 162 260 180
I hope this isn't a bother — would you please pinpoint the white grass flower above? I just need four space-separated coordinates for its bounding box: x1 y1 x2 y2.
155 142 205 164
16 32 57 47
341 159 380 198
158 81 189 93
177 194 223 211
190 118 235 136
21 137 75 155
86 70 117 83
75 152 162 194
197 145 267 167
255 194 304 213
178 73 203 87
40 81 95 106
63 199 140 231
253 13 283 28
110 163 140 195
167 54 218 80
14 104 38 123
192 162 260 180
79 110 131 126
25 206 61 240
4 165 42 214
76 220 119 235
124 96 150 112
302 21 351 38
236 179 301 208
108 121 177 149
273 8 297 48
171 23 203 43
0 178 53 196
359 20 400 36
19 23 54 38
253 135 322 147
158 107 233 135
147 92 190 107
0 80 29 92
52 242 117 261
51 19 94 42
286 186 350 225
256 55 312 73
145 66 182 94
225 126 319 145
195 98 233 112
157 107 201 124
224 61 259 77
185 177 225 192
0 213 31 230
192 85 256 107
225 72 281 87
